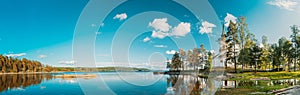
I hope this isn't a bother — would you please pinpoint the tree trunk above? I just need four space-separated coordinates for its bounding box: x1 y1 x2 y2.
255 61 257 74
295 51 297 72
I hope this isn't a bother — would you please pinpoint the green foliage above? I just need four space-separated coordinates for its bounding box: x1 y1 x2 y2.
168 44 212 72
220 17 300 73
171 52 182 71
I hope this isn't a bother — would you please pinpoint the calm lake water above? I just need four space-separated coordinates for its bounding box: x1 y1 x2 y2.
0 72 299 95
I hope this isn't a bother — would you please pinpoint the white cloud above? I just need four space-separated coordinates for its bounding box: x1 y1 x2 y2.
154 45 167 48
224 13 237 27
151 31 169 39
166 50 176 55
38 55 47 59
5 53 26 57
91 23 104 27
148 18 191 39
113 13 127 20
171 22 191 37
149 18 171 32
199 21 216 34
143 37 151 42
267 0 298 11
59 60 76 65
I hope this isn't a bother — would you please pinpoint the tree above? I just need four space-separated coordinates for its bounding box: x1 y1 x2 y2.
206 51 213 70
283 40 294 72
179 48 186 71
187 50 193 70
225 21 239 73
271 44 282 71
260 36 271 70
199 44 206 70
278 37 287 71
290 25 300 72
12 63 18 73
192 48 199 71
237 16 249 72
166 58 171 69
250 44 262 73
171 52 182 71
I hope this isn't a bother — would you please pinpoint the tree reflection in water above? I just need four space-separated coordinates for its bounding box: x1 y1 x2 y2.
0 74 53 92
165 74 300 95
166 75 209 95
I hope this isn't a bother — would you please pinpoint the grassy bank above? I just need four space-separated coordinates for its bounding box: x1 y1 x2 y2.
229 71 300 80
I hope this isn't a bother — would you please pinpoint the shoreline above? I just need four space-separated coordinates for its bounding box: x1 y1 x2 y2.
0 71 153 75
0 72 64 75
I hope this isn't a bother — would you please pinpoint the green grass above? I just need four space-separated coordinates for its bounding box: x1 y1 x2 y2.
215 81 289 95
229 71 300 80
217 71 300 94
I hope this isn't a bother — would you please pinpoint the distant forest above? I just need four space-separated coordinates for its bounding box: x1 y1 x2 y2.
0 54 149 73
0 54 52 73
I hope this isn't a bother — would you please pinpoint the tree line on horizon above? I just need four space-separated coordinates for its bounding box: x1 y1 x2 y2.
0 54 54 73
0 54 151 73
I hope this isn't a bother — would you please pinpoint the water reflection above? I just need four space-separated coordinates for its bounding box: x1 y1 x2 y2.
1 73 299 95
166 75 209 95
0 74 53 92
166 74 300 95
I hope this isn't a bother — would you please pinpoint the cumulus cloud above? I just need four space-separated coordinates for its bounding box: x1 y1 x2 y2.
38 55 47 59
267 0 298 11
149 18 192 39
224 13 237 27
143 37 151 42
149 18 171 32
166 50 176 55
59 60 76 65
154 45 167 48
5 53 26 57
151 31 169 39
113 13 127 20
199 21 216 34
171 22 191 37
149 18 172 39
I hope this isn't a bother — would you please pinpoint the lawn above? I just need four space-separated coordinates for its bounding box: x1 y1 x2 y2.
229 71 300 80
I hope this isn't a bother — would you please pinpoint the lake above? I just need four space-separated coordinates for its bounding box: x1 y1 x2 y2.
0 72 299 95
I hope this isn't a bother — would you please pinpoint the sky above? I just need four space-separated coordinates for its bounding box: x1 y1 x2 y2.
0 0 300 68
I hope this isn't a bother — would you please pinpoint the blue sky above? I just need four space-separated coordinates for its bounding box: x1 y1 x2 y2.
0 0 300 67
